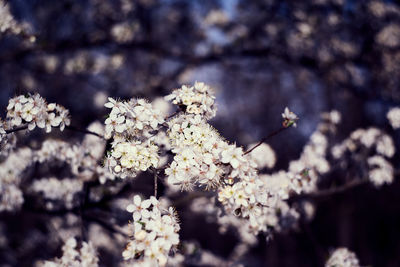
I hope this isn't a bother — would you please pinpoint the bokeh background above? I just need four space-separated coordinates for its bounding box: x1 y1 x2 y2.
1 0 400 266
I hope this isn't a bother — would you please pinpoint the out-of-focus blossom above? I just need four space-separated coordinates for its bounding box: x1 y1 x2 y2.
325 247 360 267
38 237 99 267
387 107 400 129
282 107 299 127
165 82 217 119
123 196 180 266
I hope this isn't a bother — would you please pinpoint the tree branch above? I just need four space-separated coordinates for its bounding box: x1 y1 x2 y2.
65 125 105 139
290 179 369 201
244 126 288 155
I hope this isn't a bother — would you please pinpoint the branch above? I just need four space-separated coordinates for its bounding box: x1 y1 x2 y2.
153 169 158 198
244 126 288 155
65 125 105 139
5 125 28 134
290 179 369 201
4 123 104 139
83 213 129 238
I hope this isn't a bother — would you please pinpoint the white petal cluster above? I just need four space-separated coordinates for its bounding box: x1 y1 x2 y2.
106 140 159 179
331 127 395 187
247 143 276 169
34 137 114 184
325 247 360 267
166 114 299 236
0 148 32 211
165 82 217 119
165 114 227 190
0 119 7 148
0 118 16 156
288 130 330 193
282 107 299 127
123 195 180 267
39 237 99 267
333 128 395 159
0 0 25 35
191 196 300 246
104 98 164 139
6 94 70 132
287 112 339 195
31 177 83 209
368 155 394 187
387 107 400 129
104 97 164 179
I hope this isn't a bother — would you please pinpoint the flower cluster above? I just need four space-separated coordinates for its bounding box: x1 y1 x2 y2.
6 94 70 132
104 98 164 139
165 113 303 237
123 195 180 266
368 155 394 187
325 247 360 267
104 98 164 179
387 107 400 129
332 127 395 159
246 143 276 169
0 148 32 211
0 0 26 36
39 237 99 267
332 127 396 187
0 119 7 148
34 130 114 185
165 82 217 119
105 140 159 179
285 110 341 195
165 114 228 190
31 177 83 209
282 107 299 127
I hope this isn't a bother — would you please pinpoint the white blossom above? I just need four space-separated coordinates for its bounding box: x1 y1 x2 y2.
123 196 180 266
0 0 26 35
6 94 70 133
387 107 400 129
368 155 394 187
31 177 83 209
325 247 360 267
165 82 217 119
107 140 159 178
282 107 299 127
104 97 164 139
246 143 276 169
38 237 99 267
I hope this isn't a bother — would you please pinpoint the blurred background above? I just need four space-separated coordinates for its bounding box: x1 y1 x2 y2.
1 0 400 266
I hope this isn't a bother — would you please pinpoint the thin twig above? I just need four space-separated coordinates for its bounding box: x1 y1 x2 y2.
166 111 179 120
244 126 288 155
79 182 91 242
5 125 28 133
5 124 104 139
83 214 129 238
153 169 158 198
65 125 105 139
291 179 369 201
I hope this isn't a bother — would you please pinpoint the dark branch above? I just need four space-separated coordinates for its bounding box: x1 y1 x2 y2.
244 126 288 155
5 125 28 134
290 179 369 201
65 125 105 139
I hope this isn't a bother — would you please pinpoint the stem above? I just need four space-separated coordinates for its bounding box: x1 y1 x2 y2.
79 182 91 242
5 124 104 139
291 179 369 201
244 126 287 155
65 125 104 139
153 169 158 198
5 125 28 133
83 214 129 238
166 111 179 120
